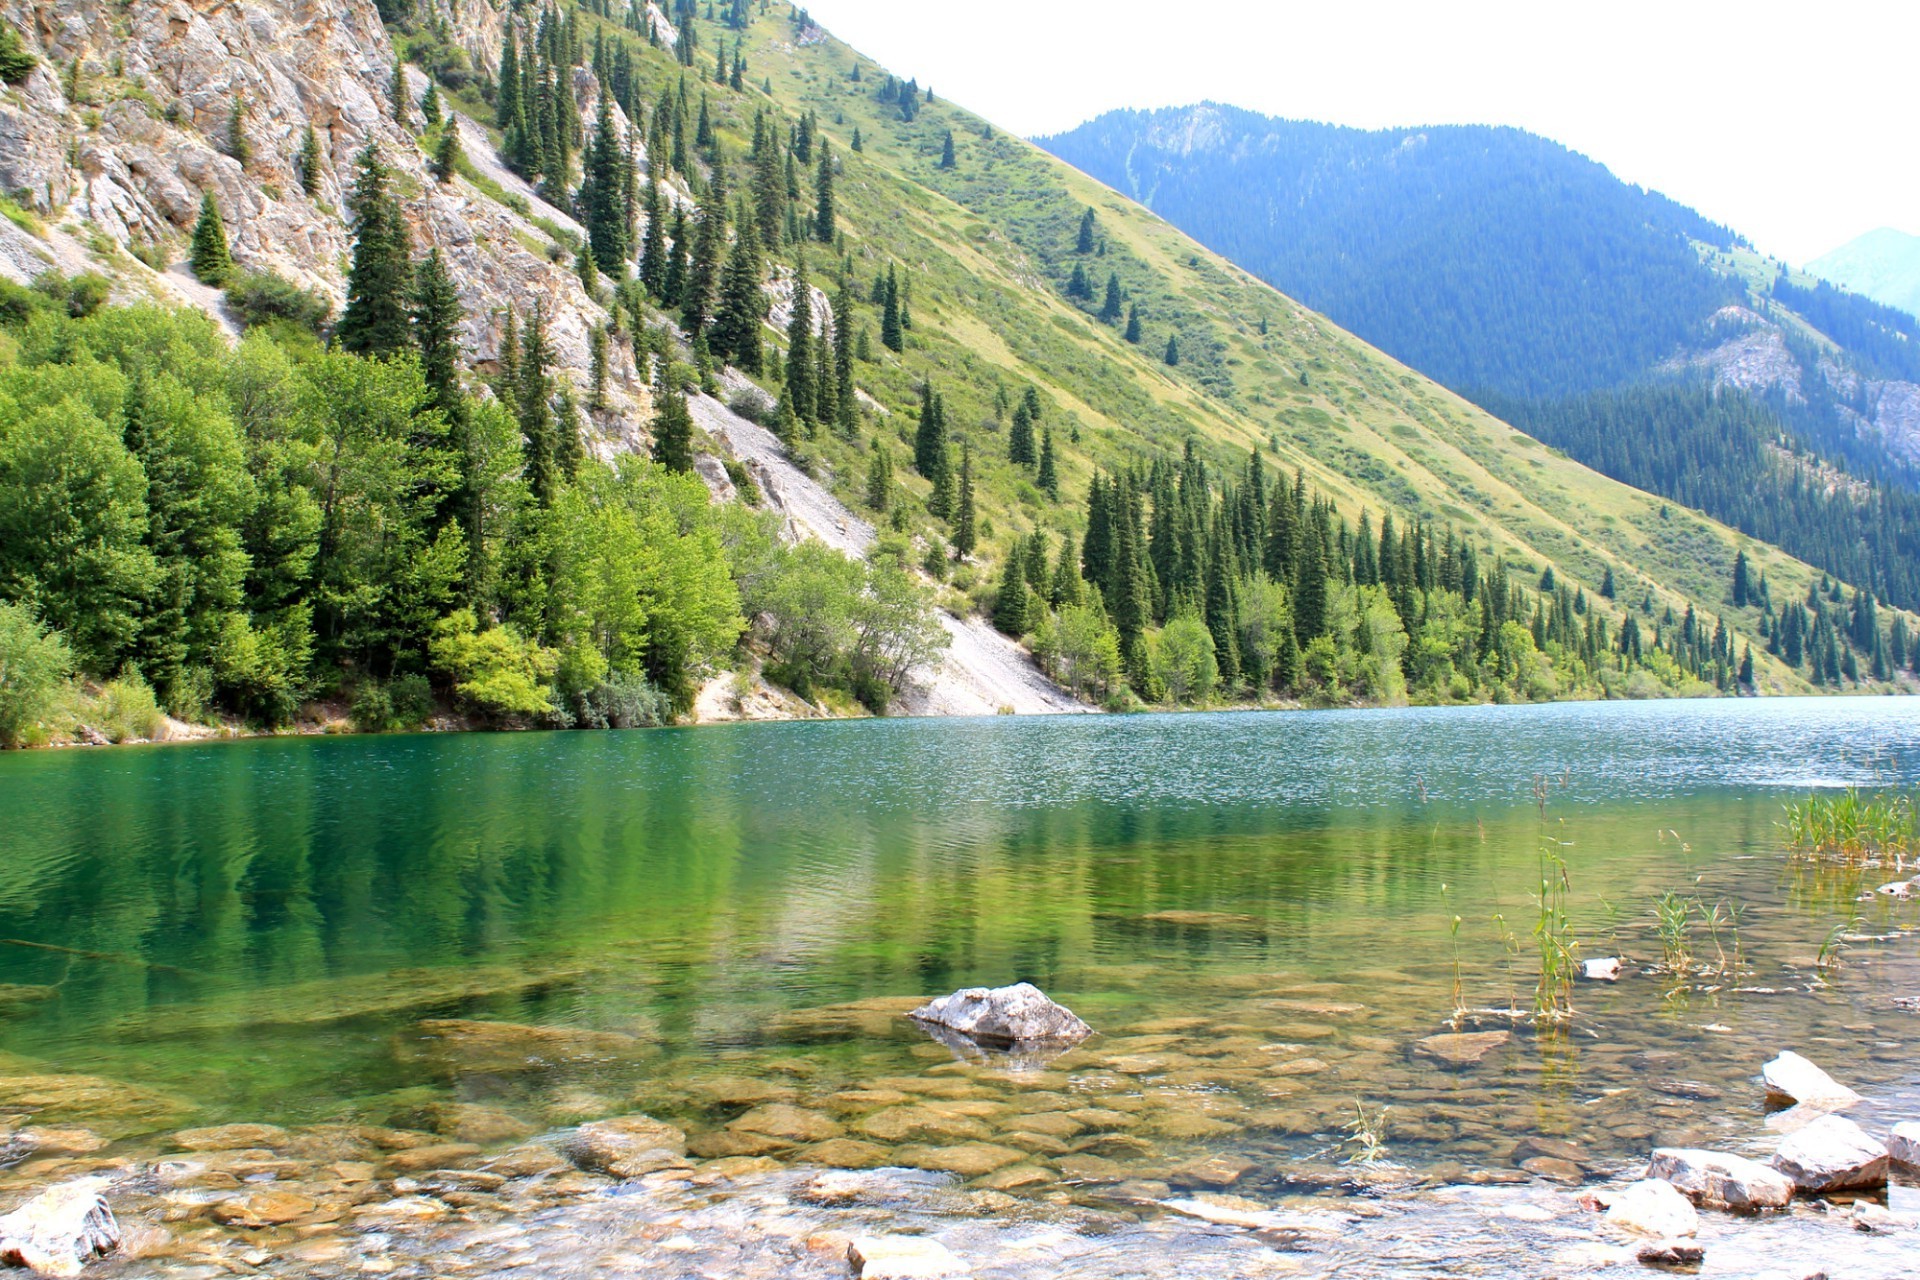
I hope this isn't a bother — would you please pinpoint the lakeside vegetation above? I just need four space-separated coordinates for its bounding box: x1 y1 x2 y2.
1783 788 1918 860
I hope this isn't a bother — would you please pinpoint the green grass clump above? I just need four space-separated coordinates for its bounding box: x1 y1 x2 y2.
1783 788 1917 858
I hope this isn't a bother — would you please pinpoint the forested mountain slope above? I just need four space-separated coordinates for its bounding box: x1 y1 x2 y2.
0 1 1909 747
1040 103 1920 613
1812 228 1920 322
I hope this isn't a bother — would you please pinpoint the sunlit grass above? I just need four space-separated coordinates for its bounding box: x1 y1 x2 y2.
1782 788 1917 859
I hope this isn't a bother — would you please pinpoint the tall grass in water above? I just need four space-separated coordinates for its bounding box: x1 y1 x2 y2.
1782 789 1916 861
1531 776 1579 1021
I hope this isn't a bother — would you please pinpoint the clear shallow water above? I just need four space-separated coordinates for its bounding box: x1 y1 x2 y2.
1 697 1918 1192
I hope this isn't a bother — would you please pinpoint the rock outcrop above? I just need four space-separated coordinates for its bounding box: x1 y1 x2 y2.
1646 1148 1793 1212
0 1177 120 1277
1760 1050 1861 1109
1891 1121 1920 1167
1602 1178 1699 1239
908 984 1091 1046
1770 1115 1889 1194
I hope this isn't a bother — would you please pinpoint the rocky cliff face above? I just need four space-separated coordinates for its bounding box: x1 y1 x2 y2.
0 0 648 438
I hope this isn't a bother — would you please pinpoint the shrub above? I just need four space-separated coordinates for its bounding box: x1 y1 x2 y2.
429 609 557 718
92 673 164 742
728 385 774 425
32 271 110 318
350 674 433 732
0 602 72 746
225 270 333 335
565 670 670 729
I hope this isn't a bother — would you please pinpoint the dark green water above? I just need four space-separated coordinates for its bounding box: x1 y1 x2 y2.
2 698 1917 1183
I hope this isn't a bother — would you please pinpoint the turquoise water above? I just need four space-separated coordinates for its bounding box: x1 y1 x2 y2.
1 698 1917 1185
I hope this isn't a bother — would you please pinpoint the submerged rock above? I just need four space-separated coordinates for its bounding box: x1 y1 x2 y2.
1890 1121 1919 1167
1636 1239 1706 1268
1581 958 1624 982
1647 1148 1793 1211
848 1235 969 1278
1414 1030 1511 1068
412 1019 650 1073
1760 1051 1861 1109
0 1177 120 1277
564 1115 687 1179
1771 1115 1889 1193
1603 1179 1700 1239
908 984 1091 1046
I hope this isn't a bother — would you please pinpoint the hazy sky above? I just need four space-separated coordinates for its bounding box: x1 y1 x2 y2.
797 0 1914 266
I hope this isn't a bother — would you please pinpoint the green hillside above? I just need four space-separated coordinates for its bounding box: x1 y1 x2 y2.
1811 228 1920 322
602 4 1902 699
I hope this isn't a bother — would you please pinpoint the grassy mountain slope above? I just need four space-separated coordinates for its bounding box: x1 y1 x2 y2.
650 10 1891 694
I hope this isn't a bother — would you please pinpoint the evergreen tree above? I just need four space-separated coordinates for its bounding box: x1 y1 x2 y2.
295 125 322 198
1123 303 1142 344
1731 549 1751 608
1099 272 1123 324
913 381 947 480
750 113 784 247
851 125 863 153
495 33 520 129
680 197 726 335
1036 427 1059 500
188 192 234 287
833 282 858 436
1008 397 1035 465
709 209 765 372
639 178 668 298
953 443 977 558
880 264 904 353
337 146 413 358
580 94 630 275
390 64 410 127
431 125 462 183
814 141 836 243
1163 334 1180 366
411 248 465 424
1600 565 1617 598
785 256 816 425
1075 206 1096 254
993 548 1031 636
650 361 696 473
1066 262 1091 300
226 96 251 166
865 442 893 512
663 207 690 306
938 130 956 169
0 21 37 86
421 79 442 128
517 305 559 505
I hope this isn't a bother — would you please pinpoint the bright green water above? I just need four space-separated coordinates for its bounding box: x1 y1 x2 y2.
2 698 1917 1184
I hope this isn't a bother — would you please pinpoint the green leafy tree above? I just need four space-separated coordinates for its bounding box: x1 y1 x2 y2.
430 608 556 716
189 192 234 287
0 602 71 747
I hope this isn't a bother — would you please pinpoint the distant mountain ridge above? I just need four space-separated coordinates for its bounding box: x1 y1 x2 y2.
1810 228 1920 322
1040 103 1746 401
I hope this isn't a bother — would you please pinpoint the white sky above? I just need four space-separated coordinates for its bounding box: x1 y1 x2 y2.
797 0 1916 267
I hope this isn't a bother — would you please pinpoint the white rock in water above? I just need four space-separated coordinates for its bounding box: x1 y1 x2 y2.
1647 1148 1794 1211
907 983 1090 1044
0 1177 120 1278
1890 1121 1920 1167
847 1236 968 1278
1876 880 1912 899
1582 957 1623 981
1771 1114 1889 1193
1603 1178 1700 1239
1760 1050 1862 1108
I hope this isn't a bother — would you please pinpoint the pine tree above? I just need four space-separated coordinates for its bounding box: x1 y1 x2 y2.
517 306 559 505
993 549 1031 636
880 264 904 353
431 126 462 183
650 361 695 473
913 381 946 480
188 192 234 287
295 126 322 197
390 64 411 127
953 443 977 558
814 141 836 243
580 93 629 274
785 257 816 425
421 80 442 128
750 113 784 248
851 125 863 153
496 33 520 129
938 130 956 169
1731 549 1751 608
833 282 857 436
1099 273 1123 323
1600 565 1617 599
0 21 37 86
866 442 893 512
1075 206 1096 254
1008 397 1035 465
710 209 764 373
1066 262 1091 300
680 197 726 335
337 146 414 358
663 207 690 306
226 96 251 166
411 248 465 423
1123 303 1141 344
1163 334 1180 366
638 179 668 297
1036 427 1059 500
589 323 609 412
